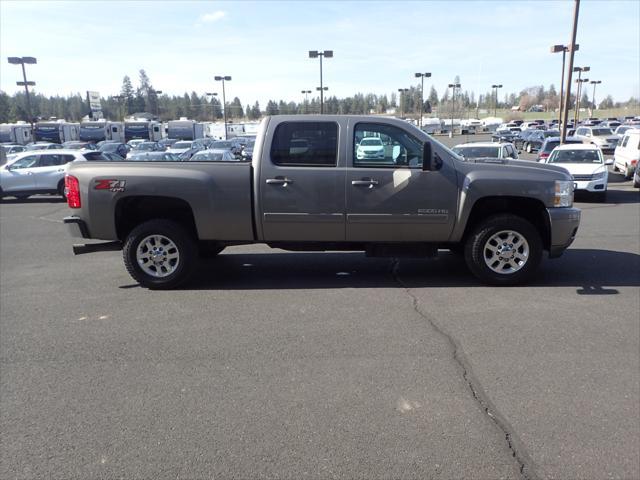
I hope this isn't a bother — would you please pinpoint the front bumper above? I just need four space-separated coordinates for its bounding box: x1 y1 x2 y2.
573 178 607 192
547 207 581 258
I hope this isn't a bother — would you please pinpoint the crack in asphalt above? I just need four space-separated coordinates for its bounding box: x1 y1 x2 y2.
391 259 539 480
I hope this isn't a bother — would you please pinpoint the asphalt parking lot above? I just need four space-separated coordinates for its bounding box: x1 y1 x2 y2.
1 159 638 479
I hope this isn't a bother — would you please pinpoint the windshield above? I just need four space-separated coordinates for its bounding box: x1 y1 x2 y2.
452 146 501 158
360 139 382 146
591 128 613 136
100 143 121 152
173 141 192 149
549 149 602 164
212 141 232 149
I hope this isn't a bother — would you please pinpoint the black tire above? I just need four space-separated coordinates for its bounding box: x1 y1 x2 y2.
57 180 67 200
123 219 198 289
464 214 542 286
633 177 640 188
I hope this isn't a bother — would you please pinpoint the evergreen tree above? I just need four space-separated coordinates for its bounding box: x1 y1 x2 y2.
120 76 135 115
428 86 439 106
266 100 278 115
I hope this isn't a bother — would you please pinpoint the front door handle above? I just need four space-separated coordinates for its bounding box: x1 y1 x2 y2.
351 179 379 189
266 177 294 187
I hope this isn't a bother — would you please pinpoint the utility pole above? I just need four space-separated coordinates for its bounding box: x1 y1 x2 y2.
301 90 311 114
491 84 503 117
214 76 231 140
414 72 431 129
308 50 333 114
589 80 601 117
8 56 37 129
448 83 461 136
561 0 581 143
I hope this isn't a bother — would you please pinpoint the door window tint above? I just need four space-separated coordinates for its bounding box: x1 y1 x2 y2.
271 122 338 167
11 155 39 169
354 123 422 168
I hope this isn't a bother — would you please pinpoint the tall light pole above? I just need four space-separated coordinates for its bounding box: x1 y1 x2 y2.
561 0 581 143
491 84 503 117
575 77 589 125
397 88 409 118
214 75 231 140
448 83 461 136
205 92 218 122
550 44 579 128
308 50 333 114
589 80 601 116
414 72 431 129
7 56 37 128
301 90 311 114
573 66 590 125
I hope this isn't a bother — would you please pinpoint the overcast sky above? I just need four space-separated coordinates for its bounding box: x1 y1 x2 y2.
1 0 638 107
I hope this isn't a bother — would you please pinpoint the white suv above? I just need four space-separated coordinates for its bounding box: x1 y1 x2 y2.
541 144 612 201
0 149 108 200
613 129 640 179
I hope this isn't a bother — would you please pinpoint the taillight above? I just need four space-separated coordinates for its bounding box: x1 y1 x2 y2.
65 174 81 208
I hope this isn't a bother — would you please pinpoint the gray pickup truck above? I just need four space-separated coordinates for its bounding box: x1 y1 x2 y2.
64 115 580 289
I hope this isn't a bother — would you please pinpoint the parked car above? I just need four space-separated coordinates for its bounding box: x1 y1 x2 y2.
210 140 242 156
241 139 256 160
127 139 146 148
158 138 179 149
167 140 205 156
62 141 98 150
25 142 63 151
128 152 180 161
101 152 125 161
600 120 621 129
614 125 639 139
1 144 26 155
613 129 640 179
522 130 560 153
491 129 519 143
513 130 536 150
188 149 238 162
126 141 163 158
356 137 385 160
0 149 109 200
540 144 611 201
99 142 129 158
536 137 582 162
573 126 619 154
633 161 640 188
452 142 518 160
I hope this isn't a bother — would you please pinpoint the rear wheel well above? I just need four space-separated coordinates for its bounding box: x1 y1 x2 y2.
462 196 550 250
115 196 197 241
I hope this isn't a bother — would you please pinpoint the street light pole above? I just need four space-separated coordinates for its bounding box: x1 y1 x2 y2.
8 56 37 128
308 50 333 114
214 76 232 140
573 66 590 125
206 92 218 122
491 84 503 117
448 83 461 136
301 90 311 114
550 44 578 128
397 88 409 118
414 72 431 129
589 80 601 117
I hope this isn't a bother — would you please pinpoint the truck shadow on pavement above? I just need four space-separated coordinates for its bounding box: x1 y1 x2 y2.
185 248 640 294
575 189 639 204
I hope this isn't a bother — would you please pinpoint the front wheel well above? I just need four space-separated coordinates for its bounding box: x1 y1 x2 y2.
114 196 198 241
462 196 551 250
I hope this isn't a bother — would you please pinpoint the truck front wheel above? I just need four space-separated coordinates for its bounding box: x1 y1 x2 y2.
464 214 542 285
123 219 198 289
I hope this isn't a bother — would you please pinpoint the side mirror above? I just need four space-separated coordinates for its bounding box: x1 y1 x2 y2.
605 159 614 165
422 142 442 171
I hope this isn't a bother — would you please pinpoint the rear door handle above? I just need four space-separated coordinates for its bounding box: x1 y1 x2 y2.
351 179 379 188
266 177 294 186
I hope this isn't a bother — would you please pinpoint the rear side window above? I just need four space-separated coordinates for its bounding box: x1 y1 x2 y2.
83 152 111 161
271 122 338 167
39 154 69 166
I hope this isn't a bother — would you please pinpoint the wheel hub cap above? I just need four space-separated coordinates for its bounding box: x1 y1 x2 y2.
483 230 530 275
137 235 180 278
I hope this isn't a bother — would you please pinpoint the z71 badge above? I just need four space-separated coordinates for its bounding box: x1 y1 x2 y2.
94 179 126 192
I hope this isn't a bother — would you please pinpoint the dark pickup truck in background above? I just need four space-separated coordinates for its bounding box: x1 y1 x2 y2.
64 115 580 289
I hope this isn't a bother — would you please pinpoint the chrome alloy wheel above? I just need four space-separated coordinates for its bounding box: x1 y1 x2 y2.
136 234 180 277
483 230 530 274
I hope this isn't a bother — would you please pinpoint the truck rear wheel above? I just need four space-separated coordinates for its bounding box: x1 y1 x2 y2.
464 214 542 285
123 219 197 289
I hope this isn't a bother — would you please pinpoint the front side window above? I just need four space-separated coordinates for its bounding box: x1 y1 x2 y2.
354 123 422 167
11 155 39 169
39 154 64 166
621 136 629 147
271 121 338 167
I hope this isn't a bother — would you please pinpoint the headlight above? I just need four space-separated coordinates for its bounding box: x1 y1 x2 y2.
592 170 606 180
554 180 573 207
